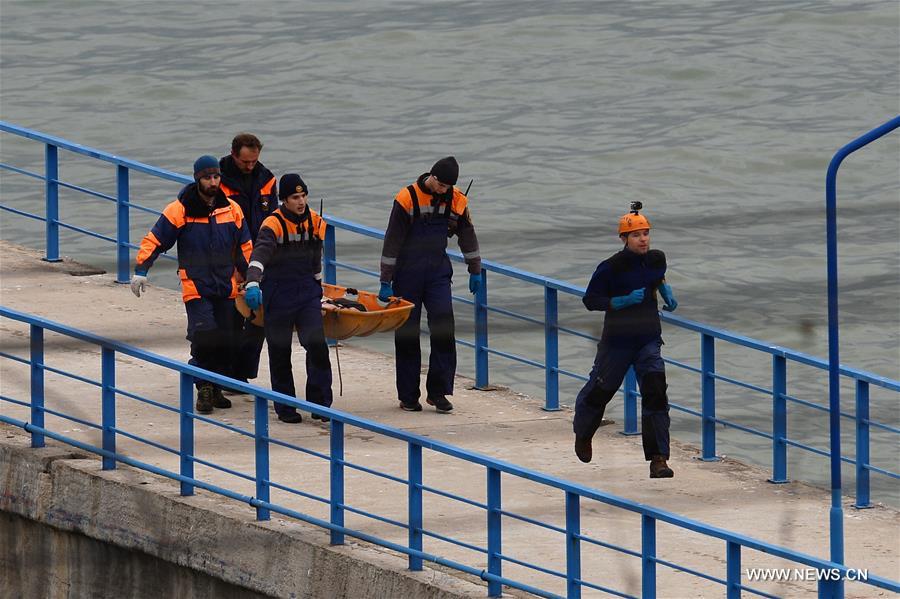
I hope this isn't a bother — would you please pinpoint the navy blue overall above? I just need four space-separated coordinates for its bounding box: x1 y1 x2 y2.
261 212 333 417
185 297 235 390
392 186 456 407
572 248 671 460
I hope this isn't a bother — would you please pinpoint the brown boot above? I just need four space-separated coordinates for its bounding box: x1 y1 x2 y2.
574 436 593 463
212 387 232 409
196 384 214 414
649 455 674 478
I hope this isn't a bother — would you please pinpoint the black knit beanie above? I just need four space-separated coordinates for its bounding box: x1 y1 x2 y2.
430 156 459 186
279 173 308 200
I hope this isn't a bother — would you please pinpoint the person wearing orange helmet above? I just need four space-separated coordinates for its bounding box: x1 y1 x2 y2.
573 202 678 478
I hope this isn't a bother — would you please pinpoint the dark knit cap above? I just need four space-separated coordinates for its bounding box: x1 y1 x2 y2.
430 156 459 186
279 173 308 200
193 155 220 180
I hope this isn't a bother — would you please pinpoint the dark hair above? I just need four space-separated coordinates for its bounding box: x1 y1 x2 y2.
231 132 263 154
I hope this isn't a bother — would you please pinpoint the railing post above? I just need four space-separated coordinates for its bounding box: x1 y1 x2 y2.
254 395 271 521
116 165 130 283
324 223 337 285
700 333 718 461
474 270 489 389
330 419 345 544
101 347 116 470
487 467 502 597
408 443 423 571
565 491 582 599
621 367 639 435
30 325 45 448
726 541 741 599
179 373 194 496
43 144 61 262
818 578 841 598
854 380 871 508
823 115 899 573
641 514 656 599
769 355 788 483
543 286 559 411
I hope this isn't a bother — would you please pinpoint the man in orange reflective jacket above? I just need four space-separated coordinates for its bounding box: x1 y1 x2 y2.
130 155 253 414
243 173 333 424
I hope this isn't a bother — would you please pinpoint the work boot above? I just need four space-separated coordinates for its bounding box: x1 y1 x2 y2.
312 413 331 423
212 387 232 409
426 395 453 414
574 436 592 463
277 411 303 424
196 384 214 414
399 401 423 412
649 455 674 479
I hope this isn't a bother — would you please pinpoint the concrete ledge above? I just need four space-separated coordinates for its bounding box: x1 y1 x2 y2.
0 426 486 599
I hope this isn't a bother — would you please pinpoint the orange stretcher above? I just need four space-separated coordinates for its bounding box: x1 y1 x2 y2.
235 283 414 340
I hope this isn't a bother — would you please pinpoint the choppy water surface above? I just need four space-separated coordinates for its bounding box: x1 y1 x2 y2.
1 1 898 502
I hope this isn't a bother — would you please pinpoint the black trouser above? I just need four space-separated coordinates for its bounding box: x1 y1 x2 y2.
185 297 235 389
231 311 265 380
573 338 671 460
264 292 333 416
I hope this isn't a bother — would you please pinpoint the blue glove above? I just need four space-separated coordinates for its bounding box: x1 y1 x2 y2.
378 281 393 302
244 283 262 310
610 288 645 310
659 283 678 312
469 273 481 295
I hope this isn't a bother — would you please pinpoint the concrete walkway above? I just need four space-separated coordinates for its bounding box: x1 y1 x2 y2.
1 240 897 598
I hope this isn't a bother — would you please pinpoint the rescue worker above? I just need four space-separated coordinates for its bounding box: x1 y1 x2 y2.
130 155 253 414
243 173 333 424
377 156 481 414
219 133 277 391
572 203 678 478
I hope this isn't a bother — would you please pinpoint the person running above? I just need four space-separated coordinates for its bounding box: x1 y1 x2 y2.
130 155 252 414
243 173 333 424
572 203 679 478
377 156 481 414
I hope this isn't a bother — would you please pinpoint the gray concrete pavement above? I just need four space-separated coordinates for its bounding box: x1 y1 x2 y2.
1 241 897 598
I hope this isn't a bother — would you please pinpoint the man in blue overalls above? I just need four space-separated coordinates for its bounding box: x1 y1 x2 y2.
243 173 333 424
572 204 679 478
378 157 482 413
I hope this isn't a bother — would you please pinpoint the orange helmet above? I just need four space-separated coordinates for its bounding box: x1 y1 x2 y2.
618 211 651 235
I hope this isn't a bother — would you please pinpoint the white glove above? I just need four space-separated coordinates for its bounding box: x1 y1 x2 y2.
130 274 148 298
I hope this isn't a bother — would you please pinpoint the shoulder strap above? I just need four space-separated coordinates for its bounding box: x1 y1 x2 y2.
407 185 420 220
271 212 289 244
301 208 313 242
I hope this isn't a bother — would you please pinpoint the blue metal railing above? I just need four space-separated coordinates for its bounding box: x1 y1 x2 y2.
822 115 900 573
1 306 897 598
0 121 898 513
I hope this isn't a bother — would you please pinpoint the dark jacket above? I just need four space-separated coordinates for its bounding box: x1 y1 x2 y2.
582 248 667 345
136 184 252 302
379 173 481 282
246 207 326 285
219 155 278 240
